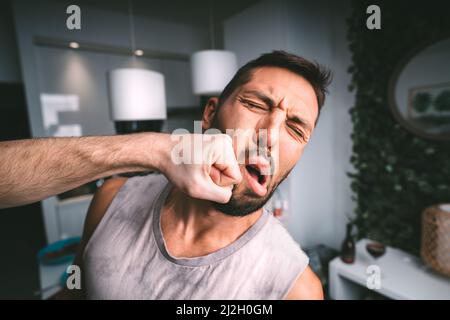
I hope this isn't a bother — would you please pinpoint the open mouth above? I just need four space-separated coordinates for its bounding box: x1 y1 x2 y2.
244 164 268 197
246 165 267 185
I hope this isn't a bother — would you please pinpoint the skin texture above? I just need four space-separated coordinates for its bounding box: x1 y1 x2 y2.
0 132 241 208
0 133 165 208
62 66 323 300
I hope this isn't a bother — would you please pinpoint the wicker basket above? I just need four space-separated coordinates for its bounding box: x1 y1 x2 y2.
421 204 450 277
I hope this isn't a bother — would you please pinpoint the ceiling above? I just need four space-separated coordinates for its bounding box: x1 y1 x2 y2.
70 0 261 27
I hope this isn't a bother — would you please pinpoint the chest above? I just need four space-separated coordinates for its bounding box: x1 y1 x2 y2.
85 247 274 300
162 229 236 259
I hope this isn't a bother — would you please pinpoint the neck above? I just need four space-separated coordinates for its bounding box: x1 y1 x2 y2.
161 187 263 254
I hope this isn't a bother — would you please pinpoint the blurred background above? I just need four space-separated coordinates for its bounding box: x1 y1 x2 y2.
0 0 449 299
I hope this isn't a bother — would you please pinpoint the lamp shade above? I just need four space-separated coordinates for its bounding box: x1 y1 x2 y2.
191 50 238 95
108 68 167 121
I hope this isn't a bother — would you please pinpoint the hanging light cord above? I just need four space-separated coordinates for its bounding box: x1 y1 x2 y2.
128 0 137 55
209 0 215 49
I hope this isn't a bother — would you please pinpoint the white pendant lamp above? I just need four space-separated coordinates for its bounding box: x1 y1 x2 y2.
108 68 166 121
191 50 237 96
108 0 166 123
190 1 238 96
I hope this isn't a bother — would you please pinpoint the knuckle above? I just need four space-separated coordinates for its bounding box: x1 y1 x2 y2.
221 134 233 145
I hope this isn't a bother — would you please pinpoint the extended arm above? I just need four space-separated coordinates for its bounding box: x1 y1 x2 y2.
0 132 241 208
0 133 164 208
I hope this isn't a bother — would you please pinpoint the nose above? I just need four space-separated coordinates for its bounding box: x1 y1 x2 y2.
254 110 284 150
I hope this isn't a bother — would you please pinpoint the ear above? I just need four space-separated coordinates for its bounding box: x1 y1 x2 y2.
202 97 219 131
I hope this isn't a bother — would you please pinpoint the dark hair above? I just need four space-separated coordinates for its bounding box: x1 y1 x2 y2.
218 50 332 121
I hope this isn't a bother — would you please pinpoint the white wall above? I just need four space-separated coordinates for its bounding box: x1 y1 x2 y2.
224 0 355 249
224 0 288 65
328 0 356 249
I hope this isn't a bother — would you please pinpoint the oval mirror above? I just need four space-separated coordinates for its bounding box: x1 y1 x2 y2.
389 37 450 140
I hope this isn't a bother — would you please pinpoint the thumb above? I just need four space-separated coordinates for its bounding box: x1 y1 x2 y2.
210 165 241 187
213 143 242 184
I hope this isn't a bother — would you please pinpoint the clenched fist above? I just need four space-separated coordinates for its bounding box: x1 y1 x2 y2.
158 133 242 203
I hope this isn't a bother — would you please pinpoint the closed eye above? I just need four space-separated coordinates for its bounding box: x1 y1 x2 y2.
239 97 268 111
287 123 307 142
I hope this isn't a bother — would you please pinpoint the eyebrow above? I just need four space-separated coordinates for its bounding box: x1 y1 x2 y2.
288 115 313 133
242 89 313 132
242 90 276 108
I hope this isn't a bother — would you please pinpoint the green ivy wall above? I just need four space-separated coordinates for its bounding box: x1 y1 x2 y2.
347 0 450 254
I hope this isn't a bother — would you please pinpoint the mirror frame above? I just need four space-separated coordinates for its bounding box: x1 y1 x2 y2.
388 35 450 141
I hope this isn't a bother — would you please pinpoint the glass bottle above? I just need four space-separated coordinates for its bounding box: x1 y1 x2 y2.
340 223 355 264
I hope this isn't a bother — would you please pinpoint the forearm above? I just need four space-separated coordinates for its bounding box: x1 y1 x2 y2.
0 132 171 208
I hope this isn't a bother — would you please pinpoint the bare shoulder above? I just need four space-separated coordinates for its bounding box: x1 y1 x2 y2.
83 176 128 242
284 266 324 300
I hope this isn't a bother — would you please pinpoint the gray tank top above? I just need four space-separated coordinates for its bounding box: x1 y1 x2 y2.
83 174 309 299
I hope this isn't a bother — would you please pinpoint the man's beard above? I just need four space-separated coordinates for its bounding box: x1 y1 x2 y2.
212 170 290 217
208 115 289 217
